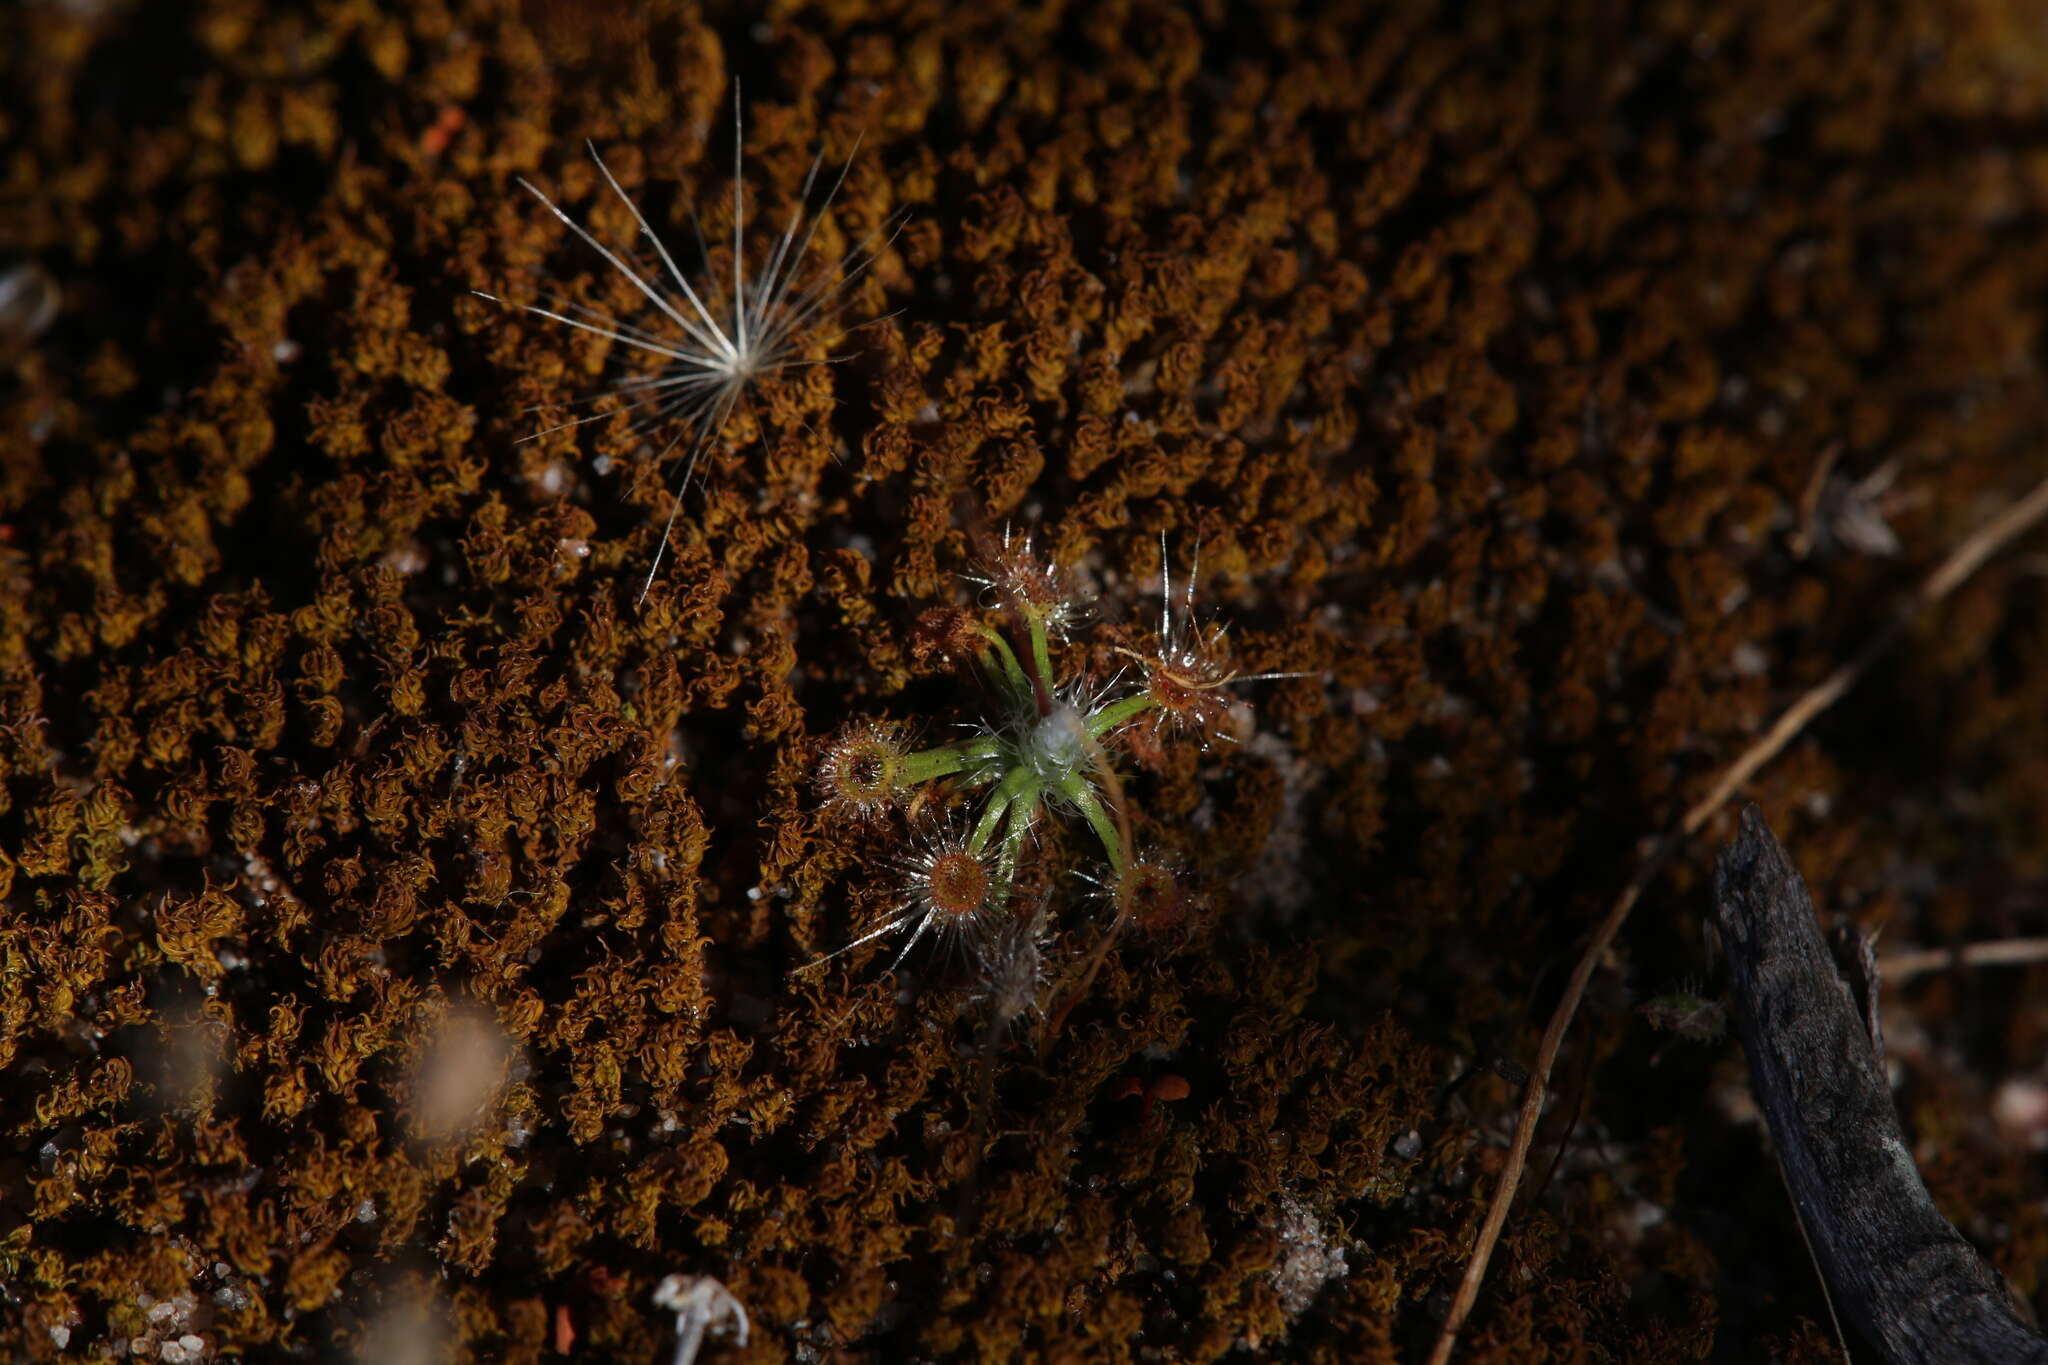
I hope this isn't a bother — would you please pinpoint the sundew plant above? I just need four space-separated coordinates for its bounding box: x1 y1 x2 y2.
809 533 1302 993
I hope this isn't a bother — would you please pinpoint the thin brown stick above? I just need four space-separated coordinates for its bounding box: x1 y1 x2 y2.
1427 471 2048 1365
1879 937 2048 983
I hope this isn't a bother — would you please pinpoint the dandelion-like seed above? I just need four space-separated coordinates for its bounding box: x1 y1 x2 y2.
477 85 891 602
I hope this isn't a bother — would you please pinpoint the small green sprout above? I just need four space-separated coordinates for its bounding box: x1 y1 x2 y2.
806 532 1303 977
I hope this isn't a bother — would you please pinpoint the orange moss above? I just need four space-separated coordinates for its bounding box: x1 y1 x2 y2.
4 0 2048 1361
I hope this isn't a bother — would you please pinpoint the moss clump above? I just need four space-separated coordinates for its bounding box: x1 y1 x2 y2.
5 1 2048 1360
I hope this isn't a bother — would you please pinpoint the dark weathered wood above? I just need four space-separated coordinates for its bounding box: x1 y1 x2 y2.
1713 805 2048 1364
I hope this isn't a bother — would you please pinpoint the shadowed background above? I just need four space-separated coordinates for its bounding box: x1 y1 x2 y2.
4 1 2048 1360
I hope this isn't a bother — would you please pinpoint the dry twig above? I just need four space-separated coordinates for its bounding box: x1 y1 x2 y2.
1713 807 2048 1365
1879 937 2048 983
1428 471 2048 1365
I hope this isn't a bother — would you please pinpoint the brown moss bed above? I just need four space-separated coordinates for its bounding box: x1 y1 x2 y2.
5 1 2048 1360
